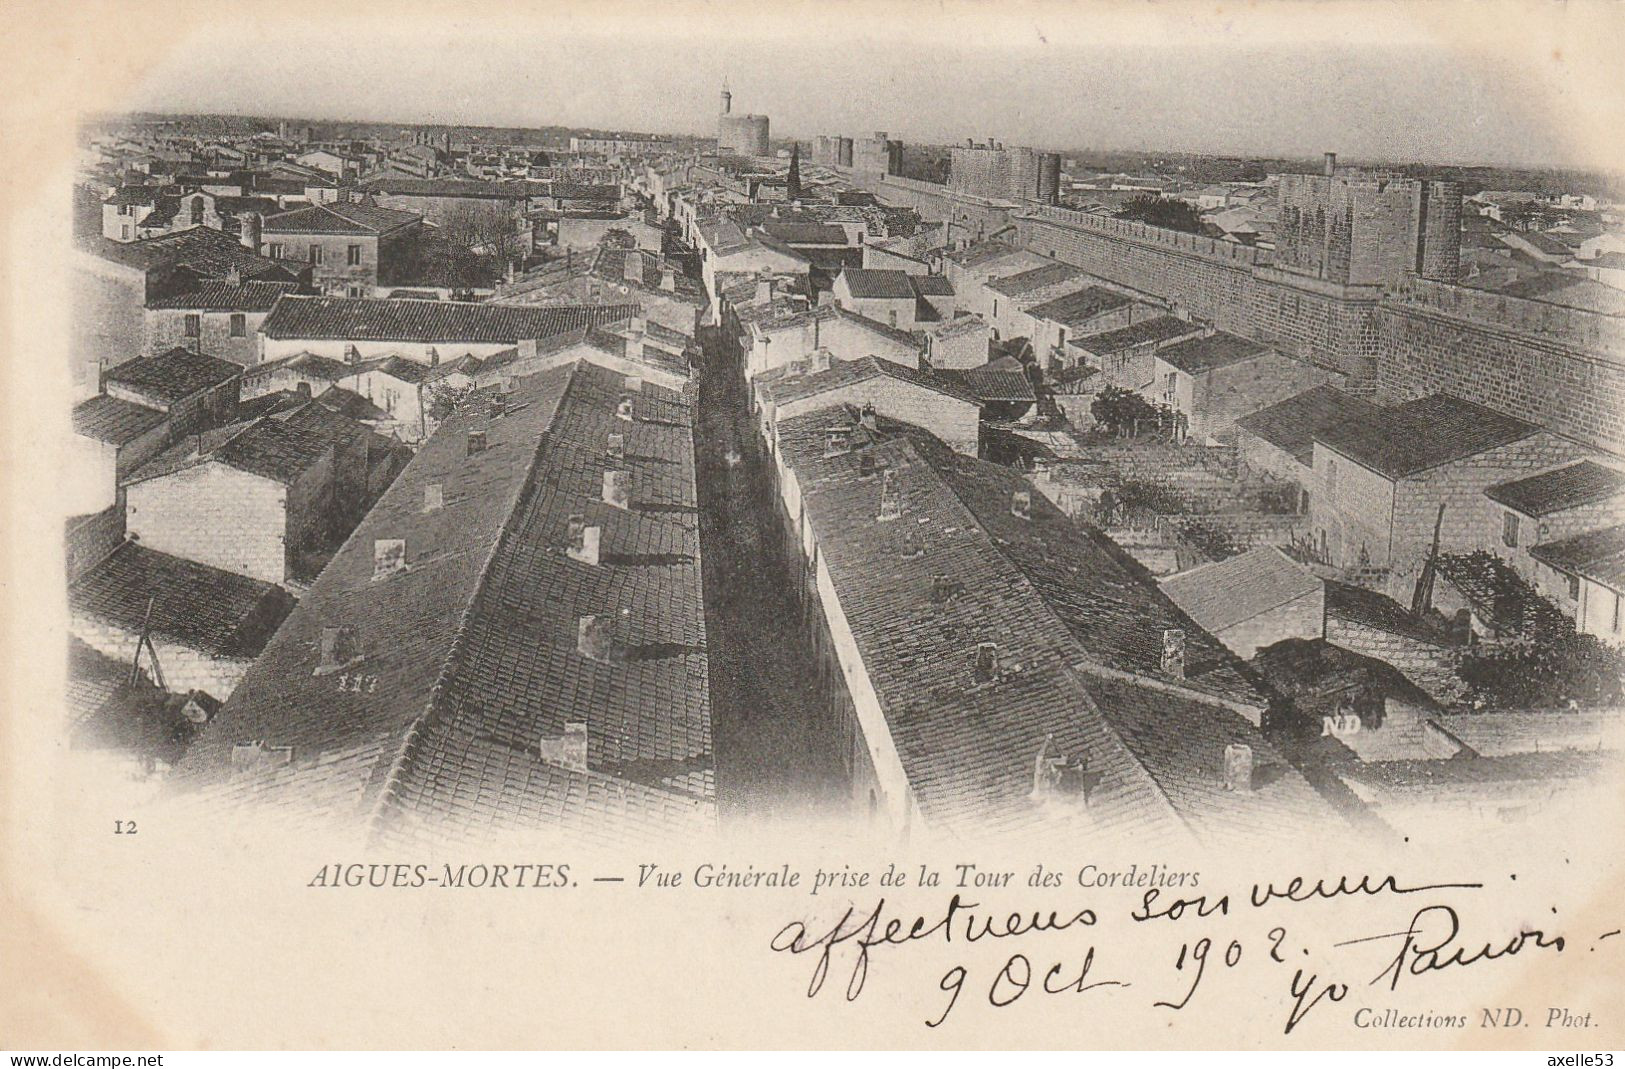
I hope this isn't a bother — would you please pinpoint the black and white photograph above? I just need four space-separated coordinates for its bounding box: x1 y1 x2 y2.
5 0 1625 1053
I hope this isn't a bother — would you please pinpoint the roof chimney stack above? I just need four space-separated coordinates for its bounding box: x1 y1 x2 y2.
577 615 614 663
1323 151 1337 177
466 429 488 455
973 641 999 683
316 624 359 675
1223 743 1254 793
372 538 407 580
1160 628 1185 679
602 468 631 509
877 468 903 521
1011 488 1032 520
616 395 635 421
422 483 443 512
607 432 625 463
566 513 601 566
537 722 589 772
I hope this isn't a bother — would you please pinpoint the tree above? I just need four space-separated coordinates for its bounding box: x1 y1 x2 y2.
787 143 802 202
1090 385 1162 437
1456 632 1625 709
1117 194 1204 235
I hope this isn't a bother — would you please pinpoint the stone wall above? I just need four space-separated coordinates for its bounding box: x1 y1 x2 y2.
127 463 290 584
1326 613 1466 705
1013 209 1625 456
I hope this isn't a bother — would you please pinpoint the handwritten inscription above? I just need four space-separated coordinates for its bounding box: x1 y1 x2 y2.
766 871 1605 1033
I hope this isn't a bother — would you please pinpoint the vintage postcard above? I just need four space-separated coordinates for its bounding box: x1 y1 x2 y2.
2 0 1624 1052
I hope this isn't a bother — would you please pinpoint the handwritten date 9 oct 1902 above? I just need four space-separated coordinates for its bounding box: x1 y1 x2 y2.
769 872 1618 1032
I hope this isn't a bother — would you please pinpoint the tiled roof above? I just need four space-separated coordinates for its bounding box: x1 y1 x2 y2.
1235 385 1384 465
1485 461 1625 518
261 296 642 345
1154 331 1269 375
103 347 242 403
1428 710 1624 758
170 361 711 843
910 274 955 297
1324 580 1453 645
762 222 849 245
361 177 546 199
146 279 299 312
214 418 333 484
1161 547 1322 635
262 201 421 236
1067 315 1202 355
942 362 1035 403
839 268 917 300
773 405 1325 842
986 262 1084 297
1530 524 1625 591
72 395 167 445
1026 286 1131 326
69 542 293 657
1337 750 1614 796
761 354 980 408
1315 394 1540 480
314 385 391 423
87 226 293 281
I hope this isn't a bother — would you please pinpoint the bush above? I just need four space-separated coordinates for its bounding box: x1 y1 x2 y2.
1456 630 1625 709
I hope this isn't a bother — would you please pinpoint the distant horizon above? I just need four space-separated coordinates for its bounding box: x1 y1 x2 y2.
96 104 1625 182
100 3 1625 176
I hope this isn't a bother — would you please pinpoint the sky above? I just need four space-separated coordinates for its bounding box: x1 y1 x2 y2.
111 1 1625 172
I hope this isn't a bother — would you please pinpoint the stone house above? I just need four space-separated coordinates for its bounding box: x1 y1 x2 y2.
68 541 295 699
739 303 921 381
832 268 921 330
102 347 243 438
1024 286 1139 371
1482 461 1625 582
1308 394 1592 586
753 353 983 457
260 200 422 297
1529 524 1625 645
1160 546 1325 659
71 395 171 514
123 416 337 586
921 314 993 370
144 277 301 367
1147 333 1331 446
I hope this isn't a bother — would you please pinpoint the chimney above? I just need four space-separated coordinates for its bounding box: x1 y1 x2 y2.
606 432 625 463
1323 151 1337 177
616 395 635 421
518 337 538 362
754 275 774 305
466 429 487 455
1223 743 1254 793
536 721 589 772
877 468 903 521
1160 628 1185 679
577 615 614 663
296 380 312 399
623 253 644 285
373 538 407 579
566 514 601 566
808 347 831 374
659 267 676 292
240 211 261 251
930 575 959 603
823 427 851 458
859 403 877 430
1011 488 1032 520
489 394 506 418
225 264 243 286
317 624 359 673
857 451 877 476
602 468 631 509
426 345 439 367
973 641 999 682
423 483 443 512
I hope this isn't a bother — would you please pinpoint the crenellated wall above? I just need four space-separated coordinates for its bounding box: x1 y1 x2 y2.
1013 208 1625 455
